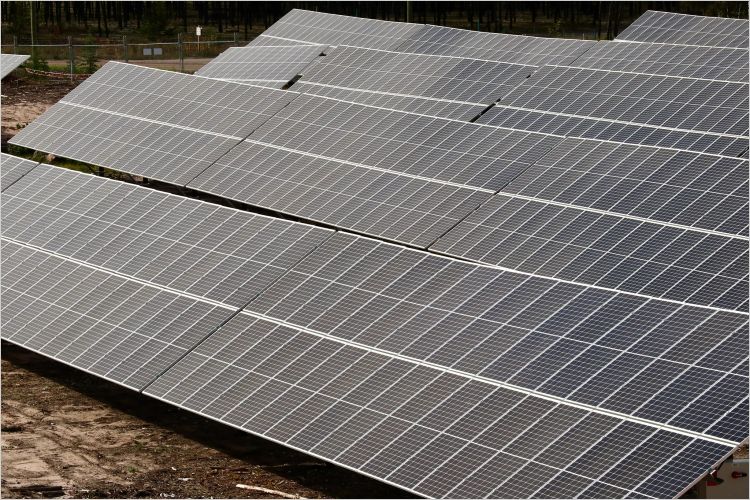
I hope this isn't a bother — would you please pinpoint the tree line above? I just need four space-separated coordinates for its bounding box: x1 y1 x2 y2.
2 1 747 43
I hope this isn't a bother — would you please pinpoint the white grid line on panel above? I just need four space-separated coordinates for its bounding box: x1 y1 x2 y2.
291 91 743 160
59 101 244 140
493 103 748 141
232 309 739 446
2 237 235 311
299 81 489 107
242 138 496 193
613 38 744 50
548 63 748 85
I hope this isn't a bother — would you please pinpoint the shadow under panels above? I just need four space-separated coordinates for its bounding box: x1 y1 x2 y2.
188 92 561 248
0 164 332 388
431 137 749 312
477 65 749 156
9 61 297 185
291 45 535 120
194 44 328 88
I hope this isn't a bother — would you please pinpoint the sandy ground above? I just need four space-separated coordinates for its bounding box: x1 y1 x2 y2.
1 76 79 145
1 343 410 499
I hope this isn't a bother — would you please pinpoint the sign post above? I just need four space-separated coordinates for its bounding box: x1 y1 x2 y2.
196 26 202 55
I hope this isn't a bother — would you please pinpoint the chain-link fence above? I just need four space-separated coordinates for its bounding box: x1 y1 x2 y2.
1 33 247 78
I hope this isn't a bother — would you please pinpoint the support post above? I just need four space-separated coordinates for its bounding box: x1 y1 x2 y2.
123 35 128 62
13 35 17 54
234 31 239 46
68 36 74 82
178 32 184 72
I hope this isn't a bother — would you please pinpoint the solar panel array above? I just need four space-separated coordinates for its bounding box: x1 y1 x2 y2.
477 65 749 156
251 8 421 50
292 45 534 119
573 40 749 82
194 45 327 87
616 10 750 48
0 53 29 79
395 24 596 65
2 166 744 500
3 7 748 499
10 62 296 184
0 153 39 191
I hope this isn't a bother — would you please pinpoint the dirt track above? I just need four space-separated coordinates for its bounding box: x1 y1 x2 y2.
1 343 410 499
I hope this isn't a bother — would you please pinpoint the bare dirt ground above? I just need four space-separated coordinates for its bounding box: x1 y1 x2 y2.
1 75 80 145
1 343 410 499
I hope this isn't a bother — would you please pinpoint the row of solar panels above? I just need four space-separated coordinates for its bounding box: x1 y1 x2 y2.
2 8 748 499
1 157 743 499
10 61 748 311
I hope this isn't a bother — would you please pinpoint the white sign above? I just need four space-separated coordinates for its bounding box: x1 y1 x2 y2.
196 26 202 36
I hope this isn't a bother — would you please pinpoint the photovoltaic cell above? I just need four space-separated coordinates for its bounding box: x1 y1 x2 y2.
195 45 327 87
573 40 749 82
1 54 29 79
616 10 749 48
9 62 296 184
2 164 332 307
0 153 38 192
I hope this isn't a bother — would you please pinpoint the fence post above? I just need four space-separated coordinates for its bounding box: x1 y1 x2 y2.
123 35 128 62
13 36 17 54
68 36 74 82
234 31 239 46
178 32 184 72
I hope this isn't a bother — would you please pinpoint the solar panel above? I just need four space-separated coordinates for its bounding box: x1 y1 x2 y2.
394 24 595 65
478 65 749 156
251 9 421 50
573 40 749 82
187 93 561 247
3 8 748 499
1 53 29 79
292 82 485 120
188 141 491 248
616 10 750 48
292 45 534 119
242 232 747 437
9 62 296 184
0 153 39 191
195 45 327 87
1 239 236 390
238 93 561 190
430 137 749 310
2 164 333 307
143 230 744 498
